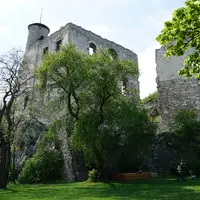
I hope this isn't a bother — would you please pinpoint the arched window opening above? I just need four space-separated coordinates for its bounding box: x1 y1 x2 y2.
56 39 62 52
88 43 96 55
108 48 118 60
121 79 127 95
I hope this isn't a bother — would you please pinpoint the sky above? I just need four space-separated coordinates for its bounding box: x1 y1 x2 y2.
0 0 186 98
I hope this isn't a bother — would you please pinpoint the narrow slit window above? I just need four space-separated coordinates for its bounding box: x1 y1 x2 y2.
43 47 48 55
122 79 127 95
88 43 96 55
56 40 62 51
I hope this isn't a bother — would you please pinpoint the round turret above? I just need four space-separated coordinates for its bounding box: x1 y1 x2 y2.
25 23 50 52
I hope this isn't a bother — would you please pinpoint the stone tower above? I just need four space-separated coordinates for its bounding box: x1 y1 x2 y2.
25 23 50 52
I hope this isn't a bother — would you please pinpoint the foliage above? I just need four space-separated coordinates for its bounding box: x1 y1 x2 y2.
18 124 63 183
36 43 138 119
113 100 156 172
141 92 160 123
172 109 200 137
36 44 156 177
141 91 158 105
87 169 98 182
2 180 200 200
171 109 200 175
156 0 200 80
71 99 156 172
18 149 62 184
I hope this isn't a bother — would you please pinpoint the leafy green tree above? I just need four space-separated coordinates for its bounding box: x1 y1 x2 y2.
36 44 138 120
36 44 155 177
171 109 200 175
72 98 156 176
156 0 200 79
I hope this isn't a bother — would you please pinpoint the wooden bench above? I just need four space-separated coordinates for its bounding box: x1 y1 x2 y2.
112 172 152 181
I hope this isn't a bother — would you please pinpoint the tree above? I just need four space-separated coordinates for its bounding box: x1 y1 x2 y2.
156 0 200 79
36 44 155 178
171 109 200 175
72 98 155 175
0 49 31 189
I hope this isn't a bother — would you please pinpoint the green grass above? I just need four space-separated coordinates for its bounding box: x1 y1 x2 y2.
1 179 200 200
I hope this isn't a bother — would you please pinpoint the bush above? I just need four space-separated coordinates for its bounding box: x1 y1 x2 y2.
18 149 63 183
18 124 63 183
171 109 200 175
88 169 98 182
141 91 158 104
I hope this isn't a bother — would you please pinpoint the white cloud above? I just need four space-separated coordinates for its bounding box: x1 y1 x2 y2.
138 43 160 98
95 0 109 2
147 9 173 28
151 0 160 7
147 15 161 26
0 26 9 31
88 25 110 38
7 0 24 4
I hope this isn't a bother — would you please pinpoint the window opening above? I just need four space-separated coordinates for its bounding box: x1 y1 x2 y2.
88 43 96 55
56 39 62 51
122 79 127 95
43 47 48 55
108 48 118 60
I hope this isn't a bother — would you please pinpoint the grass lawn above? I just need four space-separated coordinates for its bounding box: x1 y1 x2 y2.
1 179 200 200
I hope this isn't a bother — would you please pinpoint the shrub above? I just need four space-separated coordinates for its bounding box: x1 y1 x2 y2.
18 124 63 183
88 169 98 182
141 91 158 104
171 109 200 175
18 149 63 183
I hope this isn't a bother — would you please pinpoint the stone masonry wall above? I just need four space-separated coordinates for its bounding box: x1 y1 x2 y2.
24 23 139 94
68 23 139 93
156 47 200 130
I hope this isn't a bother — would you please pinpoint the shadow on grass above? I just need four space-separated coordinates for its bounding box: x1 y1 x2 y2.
74 179 200 199
1 179 200 200
3 188 18 193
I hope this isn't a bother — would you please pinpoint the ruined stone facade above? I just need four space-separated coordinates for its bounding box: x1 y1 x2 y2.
21 22 139 181
23 22 139 93
156 47 200 130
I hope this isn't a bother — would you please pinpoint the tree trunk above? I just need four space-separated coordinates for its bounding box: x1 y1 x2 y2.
0 143 10 189
10 147 17 181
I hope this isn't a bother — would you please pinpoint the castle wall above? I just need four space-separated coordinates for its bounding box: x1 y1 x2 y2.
24 23 139 95
68 23 139 93
156 47 200 130
68 23 137 60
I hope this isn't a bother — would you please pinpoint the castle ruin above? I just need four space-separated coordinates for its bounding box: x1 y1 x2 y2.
23 22 139 94
19 22 140 181
15 21 200 179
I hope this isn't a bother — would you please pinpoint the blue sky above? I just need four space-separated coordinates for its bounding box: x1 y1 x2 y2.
0 0 186 98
